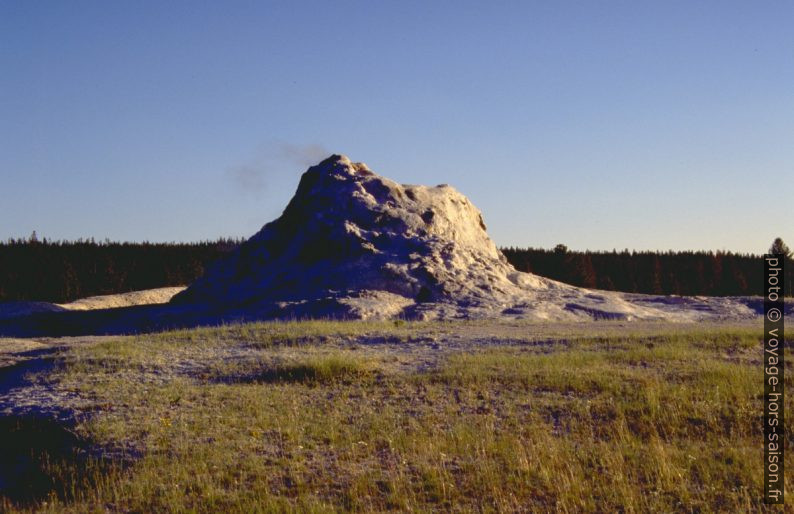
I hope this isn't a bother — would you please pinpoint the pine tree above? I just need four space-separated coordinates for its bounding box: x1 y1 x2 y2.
769 237 792 258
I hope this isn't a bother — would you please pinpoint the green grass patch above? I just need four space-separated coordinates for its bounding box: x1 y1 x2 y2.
2 320 790 512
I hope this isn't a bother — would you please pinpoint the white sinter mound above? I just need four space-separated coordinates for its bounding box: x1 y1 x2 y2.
0 287 186 321
172 155 760 321
56 286 186 310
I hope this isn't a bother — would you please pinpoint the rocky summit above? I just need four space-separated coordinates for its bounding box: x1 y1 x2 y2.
171 155 762 321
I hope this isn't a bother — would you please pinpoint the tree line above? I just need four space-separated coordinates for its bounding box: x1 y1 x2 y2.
0 235 791 302
0 236 242 303
502 241 792 297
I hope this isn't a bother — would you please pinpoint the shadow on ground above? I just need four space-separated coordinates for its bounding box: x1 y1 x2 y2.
0 416 88 506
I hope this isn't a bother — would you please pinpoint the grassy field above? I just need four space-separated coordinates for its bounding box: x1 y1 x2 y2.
1 320 790 512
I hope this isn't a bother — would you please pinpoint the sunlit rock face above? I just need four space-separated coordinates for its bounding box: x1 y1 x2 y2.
172 154 760 321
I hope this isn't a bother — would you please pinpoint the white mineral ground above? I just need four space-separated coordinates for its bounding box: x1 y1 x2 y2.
0 287 185 320
0 154 780 324
0 155 786 420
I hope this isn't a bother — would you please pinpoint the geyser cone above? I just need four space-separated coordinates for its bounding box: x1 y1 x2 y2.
172 154 550 319
172 155 761 322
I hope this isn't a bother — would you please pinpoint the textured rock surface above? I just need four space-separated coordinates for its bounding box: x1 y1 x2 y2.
172 155 763 321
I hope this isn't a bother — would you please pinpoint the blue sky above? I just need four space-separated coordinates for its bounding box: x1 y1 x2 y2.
1 1 792 253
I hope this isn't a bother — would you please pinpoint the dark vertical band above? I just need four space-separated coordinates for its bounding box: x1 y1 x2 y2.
764 255 784 504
